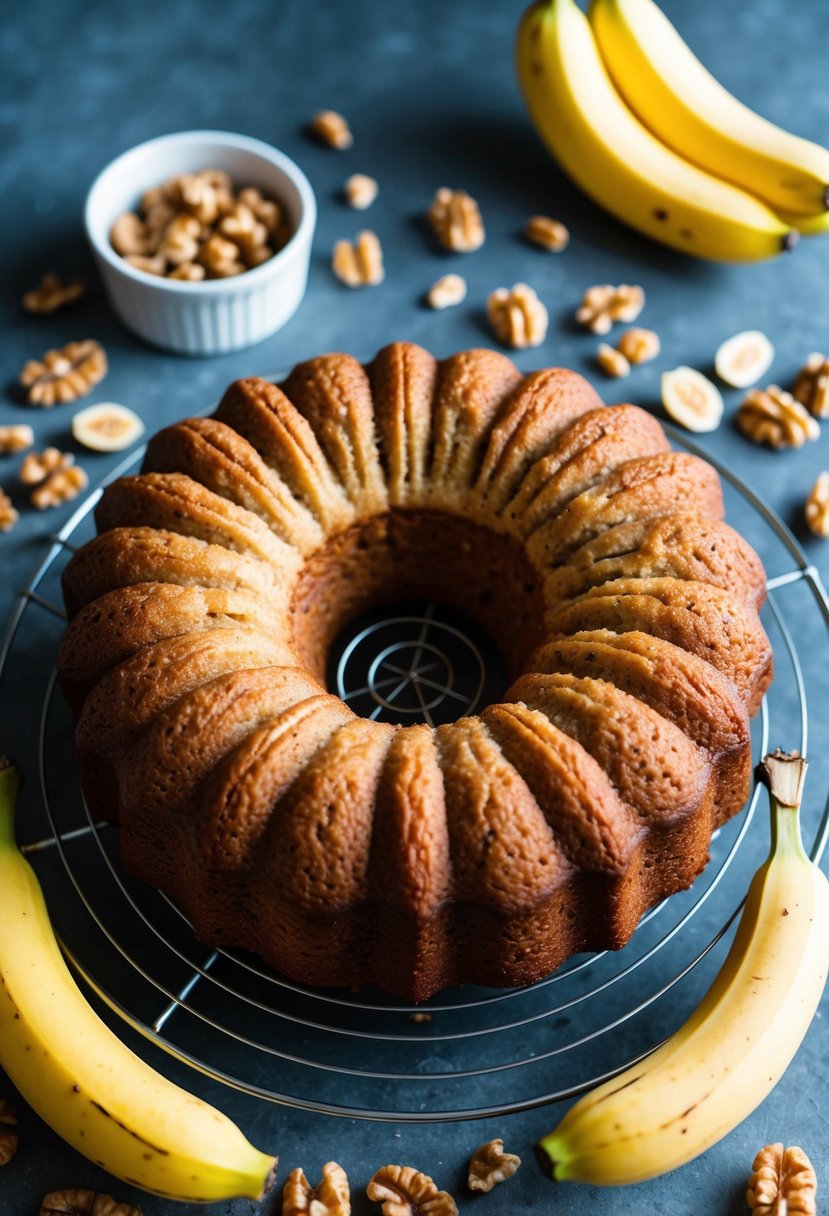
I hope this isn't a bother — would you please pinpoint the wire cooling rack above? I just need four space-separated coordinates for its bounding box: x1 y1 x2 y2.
2 424 829 1123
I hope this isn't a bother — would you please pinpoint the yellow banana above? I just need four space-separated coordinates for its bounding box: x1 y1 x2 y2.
589 0 829 219
778 209 829 236
0 757 276 1203
516 0 796 262
536 750 829 1186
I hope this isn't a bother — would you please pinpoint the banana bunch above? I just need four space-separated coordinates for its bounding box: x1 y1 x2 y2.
516 0 829 260
536 750 829 1186
0 757 276 1203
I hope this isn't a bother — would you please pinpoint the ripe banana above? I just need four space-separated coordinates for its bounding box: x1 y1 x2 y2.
536 749 829 1186
0 757 276 1203
589 0 829 219
516 0 796 262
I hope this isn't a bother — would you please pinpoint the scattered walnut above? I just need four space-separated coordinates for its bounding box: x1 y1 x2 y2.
344 173 379 210
30 464 88 510
576 284 645 335
427 188 485 253
309 109 353 149
332 230 385 287
805 471 829 538
367 1165 457 1216
747 1143 817 1216
617 326 660 365
0 488 18 534
22 273 86 315
0 1101 18 1165
467 1139 521 1193
426 274 467 310
20 447 73 485
737 385 821 449
487 283 548 349
0 424 34 454
283 1161 350 1215
39 1190 141 1216
409 1011 432 1024
524 214 569 252
19 340 107 407
792 352 829 419
596 343 630 378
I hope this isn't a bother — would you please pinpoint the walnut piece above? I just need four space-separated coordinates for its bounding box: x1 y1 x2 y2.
199 233 245 277
0 488 18 533
467 1138 521 1193
747 1143 816 1216
409 1011 432 1024
111 212 151 257
39 1191 141 1216
19 340 107 407
596 343 630 378
793 352 829 419
23 272 86 315
805 471 829 538
617 326 660 365
31 464 88 510
309 109 353 149
282 1161 350 1215
366 1164 457 1216
426 274 467 310
427 188 485 253
332 230 384 287
576 284 645 335
737 385 821 449
238 186 282 234
168 261 206 281
524 214 569 252
0 1100 18 1165
487 283 548 349
20 447 74 485
0 424 34 454
344 173 379 210
124 254 167 277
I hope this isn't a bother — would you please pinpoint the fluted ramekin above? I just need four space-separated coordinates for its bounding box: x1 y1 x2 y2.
84 130 316 356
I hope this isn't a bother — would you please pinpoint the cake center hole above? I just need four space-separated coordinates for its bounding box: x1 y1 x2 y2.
289 509 547 725
327 600 508 727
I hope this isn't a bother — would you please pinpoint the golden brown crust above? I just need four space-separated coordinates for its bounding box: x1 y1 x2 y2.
544 513 767 612
143 417 321 553
367 342 438 505
61 526 276 619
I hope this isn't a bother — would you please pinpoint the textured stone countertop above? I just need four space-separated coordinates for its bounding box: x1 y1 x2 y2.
2 1 829 1213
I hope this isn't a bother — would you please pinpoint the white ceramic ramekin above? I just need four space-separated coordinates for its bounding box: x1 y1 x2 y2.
84 130 316 356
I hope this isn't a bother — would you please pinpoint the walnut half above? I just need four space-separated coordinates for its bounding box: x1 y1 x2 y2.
737 385 820 449
283 1161 350 1215
747 1143 817 1216
467 1138 521 1193
39 1191 141 1216
367 1164 457 1216
19 340 107 407
0 1100 18 1165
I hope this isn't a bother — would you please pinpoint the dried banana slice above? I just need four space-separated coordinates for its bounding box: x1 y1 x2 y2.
661 366 724 433
71 402 145 452
715 331 774 388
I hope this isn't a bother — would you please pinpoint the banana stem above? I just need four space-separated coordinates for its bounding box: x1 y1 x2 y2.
0 756 21 851
758 749 810 862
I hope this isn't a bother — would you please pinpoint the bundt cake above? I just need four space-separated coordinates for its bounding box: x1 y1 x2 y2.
57 343 772 1001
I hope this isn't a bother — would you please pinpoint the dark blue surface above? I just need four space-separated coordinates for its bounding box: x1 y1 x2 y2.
2 1 829 1212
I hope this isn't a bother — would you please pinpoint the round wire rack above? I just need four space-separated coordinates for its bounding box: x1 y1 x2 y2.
2 422 828 1124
